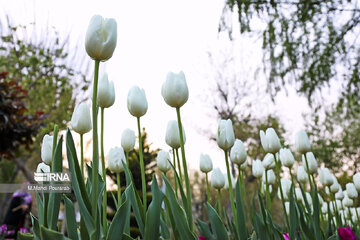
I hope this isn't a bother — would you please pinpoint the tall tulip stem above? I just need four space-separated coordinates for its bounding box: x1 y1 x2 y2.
175 107 193 231
224 150 239 237
303 153 313 193
100 107 107 233
217 189 222 219
273 153 290 230
265 170 272 212
206 173 211 203
80 134 84 176
175 148 183 186
117 173 121 208
172 149 178 195
91 60 100 229
137 117 147 213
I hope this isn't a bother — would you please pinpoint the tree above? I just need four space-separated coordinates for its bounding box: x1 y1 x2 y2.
220 0 360 170
220 0 360 104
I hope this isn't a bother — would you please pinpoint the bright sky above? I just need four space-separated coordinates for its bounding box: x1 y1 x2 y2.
1 0 310 173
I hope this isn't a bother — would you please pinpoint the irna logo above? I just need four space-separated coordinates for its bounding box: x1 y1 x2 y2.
34 172 71 182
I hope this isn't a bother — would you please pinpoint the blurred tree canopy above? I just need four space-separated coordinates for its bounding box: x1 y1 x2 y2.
220 0 360 171
0 20 90 178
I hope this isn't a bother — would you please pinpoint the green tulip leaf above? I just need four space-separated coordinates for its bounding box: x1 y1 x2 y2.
106 199 130 240
64 195 79 240
40 225 71 240
206 202 229 240
18 233 34 240
235 179 248 240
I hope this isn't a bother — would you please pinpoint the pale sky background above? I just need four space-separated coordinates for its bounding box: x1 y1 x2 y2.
1 0 310 172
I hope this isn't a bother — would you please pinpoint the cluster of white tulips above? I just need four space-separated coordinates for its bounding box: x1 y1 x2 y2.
29 13 360 240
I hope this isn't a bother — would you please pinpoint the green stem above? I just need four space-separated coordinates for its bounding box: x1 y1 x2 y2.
175 148 183 186
80 134 84 177
172 149 178 196
176 107 193 231
273 153 290 230
91 60 100 236
126 152 129 169
265 170 272 213
52 124 58 159
117 173 121 208
224 150 239 238
137 117 147 213
217 189 223 220
303 153 313 193
206 173 211 203
100 107 107 233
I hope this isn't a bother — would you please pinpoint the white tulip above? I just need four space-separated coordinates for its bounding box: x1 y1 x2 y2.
343 195 354 208
279 179 292 201
71 103 92 135
318 194 324 206
261 183 273 195
199 154 213 173
262 153 276 170
97 73 115 108
121 129 136 152
211 168 225 189
262 169 276 185
279 148 295 168
285 202 290 215
252 159 265 178
302 152 318 174
335 188 344 200
346 183 358 199
295 130 311 154
259 128 281 154
224 173 235 190
85 15 117 61
41 134 53 165
216 119 235 150
127 86 148 118
161 71 189 108
353 173 360 192
230 139 247 165
157 150 171 173
318 168 334 186
165 120 186 149
330 176 340 193
303 192 312 208
297 166 308 184
295 188 303 202
108 147 126 173
321 202 328 214
36 162 50 173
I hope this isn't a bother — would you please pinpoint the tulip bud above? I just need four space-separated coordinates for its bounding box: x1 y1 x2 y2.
330 176 340 193
230 139 247 165
297 166 308 184
71 103 92 135
295 188 303 202
121 129 136 152
224 173 235 190
97 73 115 108
262 169 276 185
279 148 295 168
318 168 334 186
295 130 311 154
36 162 50 173
108 147 126 173
336 188 344 200
199 154 213 173
318 193 324 206
252 159 265 178
262 153 275 170
85 15 117 61
216 119 235 150
211 168 225 189
279 179 292 201
353 173 360 192
346 183 358 199
302 152 318 174
127 86 148 117
240 159 248 170
157 150 171 173
161 71 189 108
41 134 53 165
285 202 290 215
321 202 328 214
259 128 281 154
343 195 353 208
165 120 186 149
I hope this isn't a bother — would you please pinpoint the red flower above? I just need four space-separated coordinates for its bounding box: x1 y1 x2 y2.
283 233 290 240
198 236 207 240
338 225 357 240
